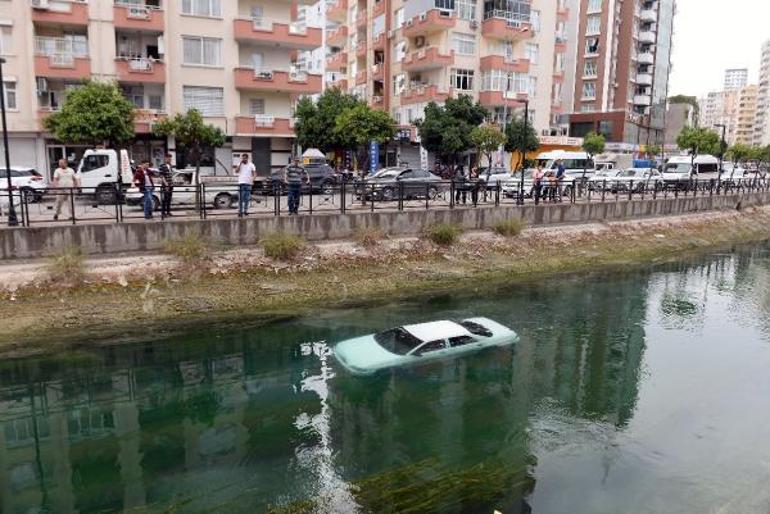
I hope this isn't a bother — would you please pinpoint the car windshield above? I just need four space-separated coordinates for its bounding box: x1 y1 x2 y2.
374 327 423 355
621 170 643 177
372 170 401 179
459 321 492 338
595 170 618 178
665 163 691 174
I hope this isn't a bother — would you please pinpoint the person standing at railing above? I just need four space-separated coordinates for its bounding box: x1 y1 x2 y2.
233 153 256 218
284 157 309 215
454 165 467 205
555 159 566 203
532 165 545 206
133 161 155 220
52 158 78 221
159 154 174 217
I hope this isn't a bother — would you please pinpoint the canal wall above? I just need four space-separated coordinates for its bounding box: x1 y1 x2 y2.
1 191 767 260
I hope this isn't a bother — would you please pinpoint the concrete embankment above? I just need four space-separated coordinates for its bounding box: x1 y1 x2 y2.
0 191 764 260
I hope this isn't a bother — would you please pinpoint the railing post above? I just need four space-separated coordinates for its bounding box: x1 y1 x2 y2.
274 184 280 216
602 180 606 203
309 184 313 215
201 183 207 219
495 182 500 206
398 181 404 211
628 180 633 201
425 183 429 210
341 181 346 215
19 189 27 227
370 184 375 212
114 183 121 223
70 187 76 225
450 180 455 209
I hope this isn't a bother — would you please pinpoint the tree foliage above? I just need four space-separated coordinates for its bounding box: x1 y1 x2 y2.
334 104 396 170
582 132 606 157
504 115 539 169
646 144 663 158
153 109 225 176
726 143 753 164
416 95 488 163
43 80 135 147
294 88 363 152
676 126 721 157
471 125 506 168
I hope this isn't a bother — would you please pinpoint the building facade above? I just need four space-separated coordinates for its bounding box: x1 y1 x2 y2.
324 0 572 164
1 0 324 179
723 68 748 91
566 0 675 148
663 100 694 149
753 40 770 146
733 84 757 145
699 90 737 143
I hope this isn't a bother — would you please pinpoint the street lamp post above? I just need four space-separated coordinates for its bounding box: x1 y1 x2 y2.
715 123 726 189
518 97 529 206
0 58 17 226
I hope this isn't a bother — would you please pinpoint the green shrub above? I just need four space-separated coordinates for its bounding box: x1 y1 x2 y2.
492 218 526 237
262 232 305 261
46 245 85 283
424 223 462 246
354 226 385 248
164 233 211 265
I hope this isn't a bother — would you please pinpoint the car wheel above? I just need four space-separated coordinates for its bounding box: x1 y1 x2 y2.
381 187 395 201
152 195 161 211
96 184 117 204
562 186 573 198
214 193 233 209
427 186 439 199
320 180 334 195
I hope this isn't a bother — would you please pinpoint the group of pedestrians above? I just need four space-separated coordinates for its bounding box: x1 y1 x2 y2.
532 160 566 206
133 154 175 220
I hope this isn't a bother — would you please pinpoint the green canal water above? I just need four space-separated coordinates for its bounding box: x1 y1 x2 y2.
3 245 770 514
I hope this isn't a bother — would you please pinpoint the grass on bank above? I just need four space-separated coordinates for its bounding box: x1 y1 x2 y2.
262 232 305 260
424 223 463 246
164 233 212 265
354 226 386 248
46 245 85 284
492 219 526 237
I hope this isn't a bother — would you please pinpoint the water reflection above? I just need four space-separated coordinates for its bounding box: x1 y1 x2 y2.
1 248 769 513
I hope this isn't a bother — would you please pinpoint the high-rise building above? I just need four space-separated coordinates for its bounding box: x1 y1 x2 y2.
734 84 757 145
753 40 770 146
664 100 695 148
567 0 676 148
699 90 738 143
325 0 572 164
724 68 748 91
2 0 324 178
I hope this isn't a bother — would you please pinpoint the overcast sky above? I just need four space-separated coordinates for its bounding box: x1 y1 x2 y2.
668 0 770 99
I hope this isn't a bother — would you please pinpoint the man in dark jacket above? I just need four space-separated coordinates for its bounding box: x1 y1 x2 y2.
158 154 174 217
284 158 310 215
133 161 155 220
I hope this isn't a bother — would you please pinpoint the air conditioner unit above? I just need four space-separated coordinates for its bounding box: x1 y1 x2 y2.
36 77 48 94
415 36 426 48
438 10 451 17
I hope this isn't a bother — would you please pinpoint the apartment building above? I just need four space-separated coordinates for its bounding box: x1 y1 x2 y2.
1 0 323 178
566 0 675 148
324 0 571 164
753 40 770 146
724 68 748 91
699 89 739 145
663 100 694 149
733 84 757 145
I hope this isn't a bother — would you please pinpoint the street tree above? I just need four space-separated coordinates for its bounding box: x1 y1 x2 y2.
504 115 539 171
43 79 135 148
153 109 225 181
726 143 753 166
646 144 663 159
294 88 363 153
471 124 507 169
416 95 488 165
334 104 396 170
676 127 721 166
581 132 606 179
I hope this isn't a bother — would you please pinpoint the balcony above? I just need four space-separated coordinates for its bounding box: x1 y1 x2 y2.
479 55 530 74
113 4 164 32
478 90 528 107
371 63 383 80
638 30 656 43
481 14 533 41
31 0 89 27
116 58 166 84
370 95 384 108
34 54 90 79
235 115 295 137
637 52 654 64
134 109 167 134
355 70 366 85
400 85 450 105
636 72 653 86
234 68 322 94
233 19 322 50
639 8 657 22
403 9 456 37
633 94 651 105
327 25 348 47
372 32 385 50
356 40 367 58
326 51 348 70
327 0 347 23
356 8 367 27
402 47 454 72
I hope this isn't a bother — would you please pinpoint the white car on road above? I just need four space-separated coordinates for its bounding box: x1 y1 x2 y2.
0 167 48 202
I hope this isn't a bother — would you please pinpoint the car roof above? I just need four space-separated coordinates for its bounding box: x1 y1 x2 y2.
402 320 471 342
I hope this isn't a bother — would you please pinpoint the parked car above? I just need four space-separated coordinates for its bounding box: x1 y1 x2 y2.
662 155 720 188
257 163 339 195
333 318 518 375
587 169 622 191
125 170 251 210
0 167 47 202
503 169 576 199
356 167 444 201
478 167 514 190
610 168 661 192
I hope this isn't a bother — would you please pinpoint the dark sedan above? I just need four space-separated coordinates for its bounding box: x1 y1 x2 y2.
355 167 444 201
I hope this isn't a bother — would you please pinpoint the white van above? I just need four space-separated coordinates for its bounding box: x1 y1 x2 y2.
536 150 595 178
76 149 135 203
662 155 720 185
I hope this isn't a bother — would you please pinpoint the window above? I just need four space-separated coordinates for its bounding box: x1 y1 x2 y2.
183 86 224 116
414 340 446 355
148 94 163 111
249 98 265 115
0 26 11 55
449 335 476 347
182 36 222 66
583 60 598 77
528 76 537 97
451 69 474 91
80 155 109 173
393 73 405 96
586 15 601 35
582 81 596 99
481 70 529 94
525 43 538 64
181 0 221 17
452 33 475 56
456 0 476 21
587 0 602 11
395 41 407 61
530 9 540 32
435 0 455 10
2 81 16 110
395 8 404 28
585 37 599 54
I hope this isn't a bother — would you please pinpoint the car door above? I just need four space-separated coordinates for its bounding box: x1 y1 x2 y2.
397 169 417 197
448 335 480 352
411 339 449 358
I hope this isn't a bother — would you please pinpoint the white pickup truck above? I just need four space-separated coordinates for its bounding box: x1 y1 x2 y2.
124 168 247 210
75 149 135 203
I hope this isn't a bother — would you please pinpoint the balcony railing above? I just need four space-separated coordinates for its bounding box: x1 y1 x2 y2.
34 36 88 58
483 9 530 26
254 114 275 127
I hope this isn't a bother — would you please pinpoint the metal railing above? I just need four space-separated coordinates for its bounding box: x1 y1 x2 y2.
2 177 768 228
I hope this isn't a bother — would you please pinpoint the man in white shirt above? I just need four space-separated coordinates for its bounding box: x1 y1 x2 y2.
233 153 256 217
52 158 79 221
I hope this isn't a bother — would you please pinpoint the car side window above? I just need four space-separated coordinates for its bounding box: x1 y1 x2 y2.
80 155 109 173
400 171 415 180
414 340 446 355
449 335 476 347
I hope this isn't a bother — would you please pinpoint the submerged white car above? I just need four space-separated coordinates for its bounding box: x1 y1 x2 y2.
333 317 518 375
